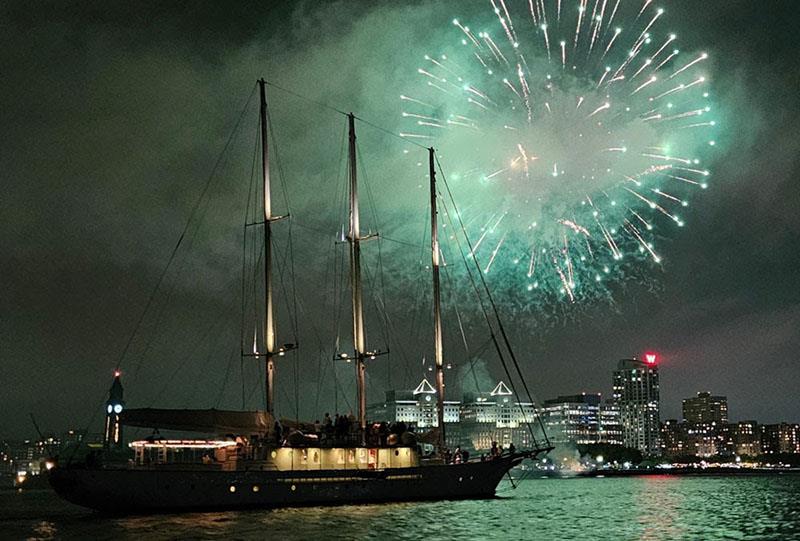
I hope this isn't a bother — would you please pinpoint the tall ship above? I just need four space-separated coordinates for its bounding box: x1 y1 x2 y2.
49 80 552 512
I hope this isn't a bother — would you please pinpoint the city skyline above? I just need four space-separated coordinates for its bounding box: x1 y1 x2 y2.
2 351 797 442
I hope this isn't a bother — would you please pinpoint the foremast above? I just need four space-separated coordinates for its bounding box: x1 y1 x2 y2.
428 148 446 451
347 113 368 444
258 78 291 417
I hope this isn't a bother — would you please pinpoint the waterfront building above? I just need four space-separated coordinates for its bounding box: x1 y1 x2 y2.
366 378 461 447
542 393 601 445
541 393 622 446
599 400 624 446
460 382 539 451
612 357 661 456
370 380 540 452
682 391 729 424
661 419 690 457
686 422 730 457
366 378 461 428
731 421 761 456
761 423 800 454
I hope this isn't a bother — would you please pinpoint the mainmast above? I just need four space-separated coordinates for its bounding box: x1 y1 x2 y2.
347 113 368 444
259 78 277 416
429 148 446 451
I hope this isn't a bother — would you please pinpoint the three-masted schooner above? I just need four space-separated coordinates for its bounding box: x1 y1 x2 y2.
49 80 552 512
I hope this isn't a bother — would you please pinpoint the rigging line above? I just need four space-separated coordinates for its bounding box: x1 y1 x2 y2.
64 394 112 466
440 199 542 450
439 197 494 396
435 172 540 448
353 114 429 150
355 146 395 373
264 95 302 424
150 298 240 406
437 156 550 448
262 79 348 116
130 143 240 383
240 351 246 409
241 116 261 357
117 83 257 374
380 235 424 249
214 346 238 408
405 186 432 385
260 78 427 151
265 95 293 219
243 361 265 410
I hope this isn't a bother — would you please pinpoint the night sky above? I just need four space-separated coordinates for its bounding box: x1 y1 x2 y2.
2 1 799 439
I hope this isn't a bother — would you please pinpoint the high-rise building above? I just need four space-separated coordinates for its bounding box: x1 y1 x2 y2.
682 392 729 424
612 357 661 456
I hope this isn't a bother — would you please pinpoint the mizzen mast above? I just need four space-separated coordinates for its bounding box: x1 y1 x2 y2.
346 113 368 444
429 148 446 451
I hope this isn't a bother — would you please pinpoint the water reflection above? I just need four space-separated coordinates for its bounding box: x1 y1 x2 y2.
3 475 800 540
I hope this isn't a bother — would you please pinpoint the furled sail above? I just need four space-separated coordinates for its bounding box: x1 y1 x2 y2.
120 408 273 434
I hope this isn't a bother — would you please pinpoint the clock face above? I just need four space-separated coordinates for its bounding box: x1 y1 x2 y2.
113 404 123 414
107 405 113 414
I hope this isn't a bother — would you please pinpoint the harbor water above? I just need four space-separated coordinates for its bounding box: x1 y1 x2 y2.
2 474 799 540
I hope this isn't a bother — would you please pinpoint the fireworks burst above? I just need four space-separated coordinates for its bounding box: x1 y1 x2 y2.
401 0 717 307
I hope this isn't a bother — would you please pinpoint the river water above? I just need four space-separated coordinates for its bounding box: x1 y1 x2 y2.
2 475 799 540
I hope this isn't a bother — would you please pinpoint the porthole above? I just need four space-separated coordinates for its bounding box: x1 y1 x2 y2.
252 485 260 493
290 484 296 491
271 450 277 458
459 477 463 482
229 485 236 493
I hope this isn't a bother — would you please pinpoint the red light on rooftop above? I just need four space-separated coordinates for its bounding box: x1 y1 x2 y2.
644 352 658 365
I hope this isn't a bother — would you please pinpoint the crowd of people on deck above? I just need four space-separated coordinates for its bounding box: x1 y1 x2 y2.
270 412 419 448
269 413 521 465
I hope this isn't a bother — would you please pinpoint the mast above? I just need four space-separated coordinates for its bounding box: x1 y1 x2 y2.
429 148 446 451
259 78 277 416
347 113 368 444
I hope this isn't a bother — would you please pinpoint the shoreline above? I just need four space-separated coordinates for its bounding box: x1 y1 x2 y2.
525 467 800 479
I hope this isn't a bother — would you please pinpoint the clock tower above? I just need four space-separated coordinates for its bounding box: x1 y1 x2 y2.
103 371 125 449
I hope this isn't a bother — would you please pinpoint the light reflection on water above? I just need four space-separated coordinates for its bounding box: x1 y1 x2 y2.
3 475 799 540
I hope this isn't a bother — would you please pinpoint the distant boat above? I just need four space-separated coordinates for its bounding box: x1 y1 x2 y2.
50 79 552 512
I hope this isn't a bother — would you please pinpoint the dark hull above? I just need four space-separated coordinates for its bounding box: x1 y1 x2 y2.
50 454 527 513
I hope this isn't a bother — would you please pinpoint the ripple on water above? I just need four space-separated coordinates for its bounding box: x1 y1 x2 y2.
2 475 799 540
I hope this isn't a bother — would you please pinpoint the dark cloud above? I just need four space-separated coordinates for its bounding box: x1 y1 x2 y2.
1 0 799 438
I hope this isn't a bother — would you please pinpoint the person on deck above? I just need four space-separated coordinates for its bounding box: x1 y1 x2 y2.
273 420 283 446
490 441 500 459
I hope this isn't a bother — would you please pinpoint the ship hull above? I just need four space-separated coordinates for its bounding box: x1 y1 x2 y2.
50 454 526 513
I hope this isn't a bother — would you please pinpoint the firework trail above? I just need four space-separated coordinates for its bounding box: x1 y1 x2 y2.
401 0 717 308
